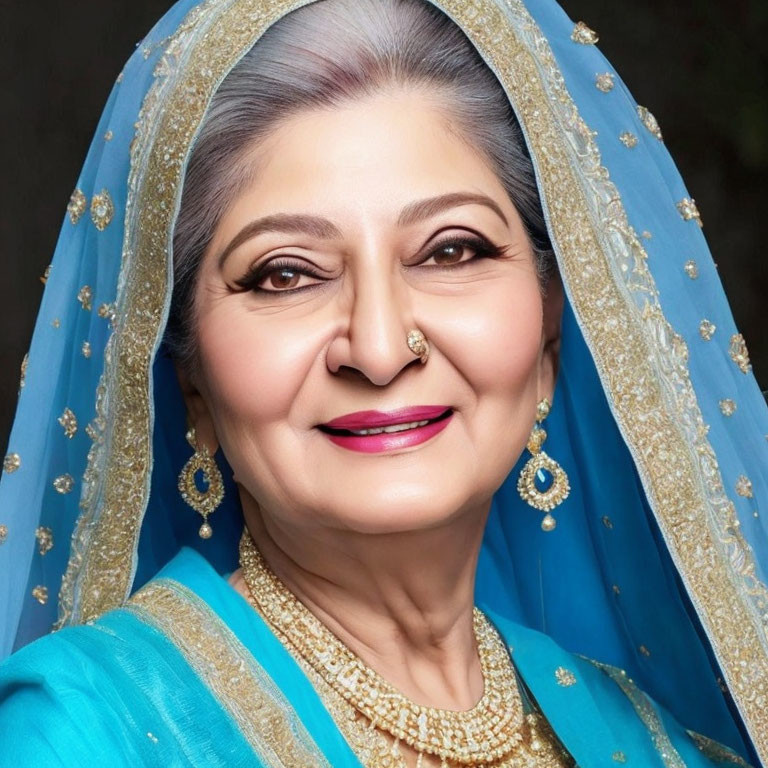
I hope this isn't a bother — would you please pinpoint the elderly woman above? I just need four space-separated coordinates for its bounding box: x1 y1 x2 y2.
0 0 765 765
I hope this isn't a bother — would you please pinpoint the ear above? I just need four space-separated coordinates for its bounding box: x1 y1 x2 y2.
174 360 220 455
538 273 564 404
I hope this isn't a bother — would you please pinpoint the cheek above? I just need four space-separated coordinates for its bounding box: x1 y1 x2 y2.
435 277 544 396
195 302 314 431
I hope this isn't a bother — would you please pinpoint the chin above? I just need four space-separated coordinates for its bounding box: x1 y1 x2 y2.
327 490 477 536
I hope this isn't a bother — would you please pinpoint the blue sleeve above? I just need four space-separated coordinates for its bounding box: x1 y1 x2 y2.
0 628 148 766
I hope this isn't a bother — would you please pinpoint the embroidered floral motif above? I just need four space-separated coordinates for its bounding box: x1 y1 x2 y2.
612 753 627 763
82 341 92 359
97 302 116 324
105 130 114 141
641 230 652 239
728 334 751 373
677 197 703 227
40 265 51 285
699 320 716 341
602 515 614 529
735 476 753 499
77 285 93 311
67 189 87 224
719 400 737 417
619 132 638 148
595 72 614 92
90 189 115 231
51 318 61 329
53 474 75 494
639 645 651 657
555 667 577 686
571 21 598 44
683 260 698 279
637 106 663 141
0 525 7 544
3 453 21 473
31 585 49 605
58 408 78 439
35 526 54 556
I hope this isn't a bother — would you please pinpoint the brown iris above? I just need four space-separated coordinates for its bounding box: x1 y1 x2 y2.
432 244 464 265
268 268 301 290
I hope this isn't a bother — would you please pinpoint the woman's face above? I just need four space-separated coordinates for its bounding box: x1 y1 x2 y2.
186 90 560 535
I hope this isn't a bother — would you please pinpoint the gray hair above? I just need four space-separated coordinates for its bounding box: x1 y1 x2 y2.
167 0 554 367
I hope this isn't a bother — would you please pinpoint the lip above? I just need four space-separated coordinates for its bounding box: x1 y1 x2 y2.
321 405 452 430
319 410 454 454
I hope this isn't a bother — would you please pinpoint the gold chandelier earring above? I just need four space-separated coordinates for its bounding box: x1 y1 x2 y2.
517 398 570 532
178 426 225 539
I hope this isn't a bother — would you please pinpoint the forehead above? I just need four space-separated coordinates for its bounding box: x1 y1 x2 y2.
233 91 507 216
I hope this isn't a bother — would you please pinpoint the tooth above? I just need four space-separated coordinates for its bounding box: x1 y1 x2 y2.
348 419 431 436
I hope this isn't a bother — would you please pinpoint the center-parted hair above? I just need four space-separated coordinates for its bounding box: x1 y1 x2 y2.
168 0 554 366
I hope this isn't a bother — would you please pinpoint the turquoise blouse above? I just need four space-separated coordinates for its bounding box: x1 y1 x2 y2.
0 547 750 767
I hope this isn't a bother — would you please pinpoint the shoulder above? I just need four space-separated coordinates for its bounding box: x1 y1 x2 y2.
0 569 262 766
0 609 182 764
486 611 753 767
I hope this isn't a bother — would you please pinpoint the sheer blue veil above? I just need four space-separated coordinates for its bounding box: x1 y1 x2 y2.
1 0 766 762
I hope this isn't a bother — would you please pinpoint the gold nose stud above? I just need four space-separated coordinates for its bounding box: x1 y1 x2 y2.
406 329 429 364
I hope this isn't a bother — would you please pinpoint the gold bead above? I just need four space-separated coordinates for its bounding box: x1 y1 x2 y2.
541 514 557 532
199 522 213 539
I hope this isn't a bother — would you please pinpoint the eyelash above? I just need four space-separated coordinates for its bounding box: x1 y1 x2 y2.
235 234 509 295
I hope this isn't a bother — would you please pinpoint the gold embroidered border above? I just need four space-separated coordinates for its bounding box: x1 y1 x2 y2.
588 659 685 768
56 0 319 627
126 578 332 767
429 0 768 757
56 0 767 758
687 731 752 768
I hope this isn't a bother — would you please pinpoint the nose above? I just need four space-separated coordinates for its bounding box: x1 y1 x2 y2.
326 264 422 386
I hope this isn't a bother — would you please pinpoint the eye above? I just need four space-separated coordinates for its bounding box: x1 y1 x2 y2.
235 258 325 294
420 235 507 268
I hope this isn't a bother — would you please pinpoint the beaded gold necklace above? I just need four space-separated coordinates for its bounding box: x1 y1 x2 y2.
238 529 573 768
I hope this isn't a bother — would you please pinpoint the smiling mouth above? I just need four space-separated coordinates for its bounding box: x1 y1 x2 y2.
318 408 453 437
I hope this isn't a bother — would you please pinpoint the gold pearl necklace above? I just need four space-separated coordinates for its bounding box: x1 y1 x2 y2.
238 528 528 766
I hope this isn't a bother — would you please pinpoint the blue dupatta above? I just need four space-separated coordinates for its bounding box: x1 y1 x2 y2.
0 0 765 762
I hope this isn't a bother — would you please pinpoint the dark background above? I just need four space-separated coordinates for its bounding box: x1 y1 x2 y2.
1 1 766 451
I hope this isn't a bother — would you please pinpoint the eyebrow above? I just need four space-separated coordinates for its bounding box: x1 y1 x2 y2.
217 191 509 268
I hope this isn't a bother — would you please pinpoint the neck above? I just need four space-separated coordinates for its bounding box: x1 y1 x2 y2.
231 493 490 711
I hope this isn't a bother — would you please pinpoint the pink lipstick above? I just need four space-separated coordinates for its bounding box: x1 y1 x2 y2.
318 406 453 453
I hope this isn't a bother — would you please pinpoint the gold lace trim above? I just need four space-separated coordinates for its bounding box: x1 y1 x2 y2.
687 731 752 768
126 578 332 767
454 0 768 755
588 659 685 768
